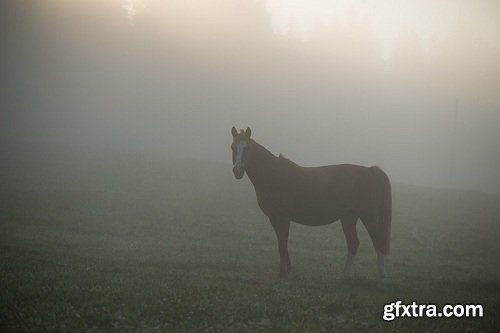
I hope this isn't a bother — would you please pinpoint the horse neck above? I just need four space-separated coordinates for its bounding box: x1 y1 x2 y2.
245 139 277 186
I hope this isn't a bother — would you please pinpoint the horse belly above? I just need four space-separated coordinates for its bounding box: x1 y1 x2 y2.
289 202 341 226
292 215 339 226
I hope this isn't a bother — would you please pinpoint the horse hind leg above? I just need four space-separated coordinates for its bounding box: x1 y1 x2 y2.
361 215 386 278
340 216 359 277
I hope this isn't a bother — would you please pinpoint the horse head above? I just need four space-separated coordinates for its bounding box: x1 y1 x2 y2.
230 126 252 179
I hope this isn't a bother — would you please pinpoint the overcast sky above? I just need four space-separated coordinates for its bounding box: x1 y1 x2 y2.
1 0 499 192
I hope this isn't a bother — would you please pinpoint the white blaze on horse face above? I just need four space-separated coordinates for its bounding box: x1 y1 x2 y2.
234 141 248 171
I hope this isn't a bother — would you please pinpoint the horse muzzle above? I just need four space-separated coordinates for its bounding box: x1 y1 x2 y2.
233 167 245 179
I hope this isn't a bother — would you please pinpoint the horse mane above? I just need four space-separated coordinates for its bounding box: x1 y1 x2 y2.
248 139 301 171
249 139 275 159
278 152 300 167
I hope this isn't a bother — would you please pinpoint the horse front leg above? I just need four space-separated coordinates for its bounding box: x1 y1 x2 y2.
270 217 291 277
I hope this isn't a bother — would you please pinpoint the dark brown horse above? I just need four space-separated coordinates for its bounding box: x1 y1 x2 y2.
230 127 392 278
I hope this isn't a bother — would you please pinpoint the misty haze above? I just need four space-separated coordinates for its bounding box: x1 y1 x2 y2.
1 1 499 332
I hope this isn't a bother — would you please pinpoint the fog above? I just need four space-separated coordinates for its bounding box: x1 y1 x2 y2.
1 0 500 193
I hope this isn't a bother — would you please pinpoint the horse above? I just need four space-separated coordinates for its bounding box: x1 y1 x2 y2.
230 126 392 278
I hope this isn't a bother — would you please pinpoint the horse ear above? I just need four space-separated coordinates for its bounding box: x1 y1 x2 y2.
231 126 237 138
245 127 252 138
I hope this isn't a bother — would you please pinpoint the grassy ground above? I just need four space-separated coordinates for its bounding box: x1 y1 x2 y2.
1 141 499 332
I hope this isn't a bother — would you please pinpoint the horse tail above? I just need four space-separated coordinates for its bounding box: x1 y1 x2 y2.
373 166 392 255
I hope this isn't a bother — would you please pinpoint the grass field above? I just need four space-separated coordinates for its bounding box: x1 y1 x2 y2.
1 141 499 332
